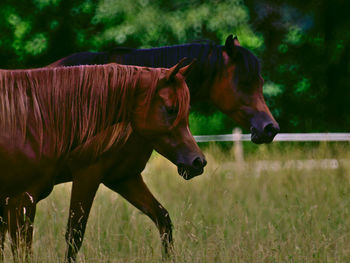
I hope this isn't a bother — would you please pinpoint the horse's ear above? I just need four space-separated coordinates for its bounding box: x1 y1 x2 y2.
166 57 187 81
225 34 239 60
179 59 197 79
233 36 241 46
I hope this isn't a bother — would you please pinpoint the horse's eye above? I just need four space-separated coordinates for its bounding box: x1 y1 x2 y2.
166 106 178 115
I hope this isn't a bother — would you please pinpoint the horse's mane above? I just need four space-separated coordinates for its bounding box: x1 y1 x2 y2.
48 43 223 97
233 45 261 84
0 64 165 160
49 41 261 98
48 52 110 67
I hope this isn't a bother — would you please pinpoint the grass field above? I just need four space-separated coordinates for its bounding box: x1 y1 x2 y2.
3 142 350 262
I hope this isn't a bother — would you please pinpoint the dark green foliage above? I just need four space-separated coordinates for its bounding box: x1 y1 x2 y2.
0 0 99 68
245 0 350 132
0 0 346 133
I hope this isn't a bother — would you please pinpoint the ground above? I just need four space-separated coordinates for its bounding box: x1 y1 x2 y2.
4 142 350 262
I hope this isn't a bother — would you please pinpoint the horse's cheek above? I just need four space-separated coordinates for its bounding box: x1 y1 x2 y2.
211 83 236 112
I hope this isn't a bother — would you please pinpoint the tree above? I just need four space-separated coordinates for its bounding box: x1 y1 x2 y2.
245 0 350 132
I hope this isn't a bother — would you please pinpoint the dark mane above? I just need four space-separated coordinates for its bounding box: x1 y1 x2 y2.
48 52 109 67
114 43 222 68
109 41 261 87
0 64 165 159
49 40 261 95
116 43 224 90
233 46 261 84
49 43 225 97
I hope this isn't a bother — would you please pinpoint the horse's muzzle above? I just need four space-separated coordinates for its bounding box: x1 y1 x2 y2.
177 157 207 180
251 122 280 144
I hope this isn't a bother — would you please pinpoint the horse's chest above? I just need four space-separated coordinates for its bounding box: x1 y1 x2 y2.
100 138 153 182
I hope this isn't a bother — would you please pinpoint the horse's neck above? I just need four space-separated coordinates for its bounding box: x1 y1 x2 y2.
113 45 220 102
33 67 134 158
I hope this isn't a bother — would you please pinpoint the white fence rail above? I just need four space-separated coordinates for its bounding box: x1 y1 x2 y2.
194 130 350 172
194 132 350 142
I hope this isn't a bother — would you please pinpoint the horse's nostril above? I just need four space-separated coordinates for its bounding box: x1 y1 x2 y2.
203 158 207 167
264 123 280 136
192 157 206 169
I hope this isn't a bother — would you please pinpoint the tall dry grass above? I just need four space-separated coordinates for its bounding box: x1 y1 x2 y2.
2 142 350 262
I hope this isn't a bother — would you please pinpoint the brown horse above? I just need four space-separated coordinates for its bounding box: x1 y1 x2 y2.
3 35 279 261
50 35 279 143
0 60 205 261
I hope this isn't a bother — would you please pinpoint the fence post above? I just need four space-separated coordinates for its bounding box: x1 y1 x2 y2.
233 128 244 163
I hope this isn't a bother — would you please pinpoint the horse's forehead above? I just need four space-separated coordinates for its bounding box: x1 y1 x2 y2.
158 86 177 105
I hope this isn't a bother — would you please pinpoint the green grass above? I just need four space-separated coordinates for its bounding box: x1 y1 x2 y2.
3 143 350 262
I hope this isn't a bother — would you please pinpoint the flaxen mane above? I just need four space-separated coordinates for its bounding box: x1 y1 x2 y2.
0 64 166 159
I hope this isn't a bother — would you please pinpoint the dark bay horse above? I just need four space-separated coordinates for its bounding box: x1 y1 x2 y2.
3 35 279 261
0 61 205 261
51 35 279 142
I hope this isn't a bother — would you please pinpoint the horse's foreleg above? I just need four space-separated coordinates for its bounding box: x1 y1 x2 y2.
104 174 173 256
65 167 101 263
5 193 36 262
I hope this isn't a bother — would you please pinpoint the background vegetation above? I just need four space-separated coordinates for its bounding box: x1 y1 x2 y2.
1 0 348 133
